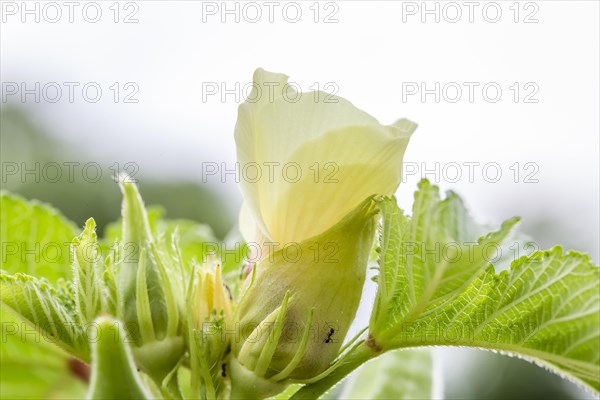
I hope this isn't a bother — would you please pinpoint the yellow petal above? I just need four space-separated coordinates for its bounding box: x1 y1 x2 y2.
235 69 291 239
266 122 413 244
238 201 257 243
234 68 415 244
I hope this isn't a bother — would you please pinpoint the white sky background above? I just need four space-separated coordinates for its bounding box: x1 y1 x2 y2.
1 0 599 263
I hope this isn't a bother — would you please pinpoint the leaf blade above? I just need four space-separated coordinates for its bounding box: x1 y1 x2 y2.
0 191 79 282
0 273 88 360
371 181 600 392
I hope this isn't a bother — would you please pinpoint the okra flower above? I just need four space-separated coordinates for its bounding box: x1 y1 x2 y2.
231 69 416 398
236 68 416 247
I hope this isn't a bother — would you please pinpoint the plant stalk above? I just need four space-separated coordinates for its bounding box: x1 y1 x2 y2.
289 342 379 400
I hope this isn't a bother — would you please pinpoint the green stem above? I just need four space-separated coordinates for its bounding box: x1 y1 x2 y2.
289 342 378 400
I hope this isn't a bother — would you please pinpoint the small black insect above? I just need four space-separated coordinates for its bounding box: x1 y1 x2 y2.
325 328 335 343
221 363 227 378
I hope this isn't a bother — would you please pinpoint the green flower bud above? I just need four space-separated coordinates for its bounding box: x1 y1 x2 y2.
230 198 378 398
116 177 185 384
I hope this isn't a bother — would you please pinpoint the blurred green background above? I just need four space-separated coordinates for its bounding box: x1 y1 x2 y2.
1 106 594 399
1 106 234 238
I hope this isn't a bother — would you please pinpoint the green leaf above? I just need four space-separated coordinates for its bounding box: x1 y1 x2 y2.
370 180 519 336
0 273 88 360
0 191 79 282
370 180 600 392
103 206 218 268
415 247 599 390
87 316 152 400
72 218 103 324
159 219 218 264
0 192 88 398
101 206 165 245
339 349 434 400
0 308 87 400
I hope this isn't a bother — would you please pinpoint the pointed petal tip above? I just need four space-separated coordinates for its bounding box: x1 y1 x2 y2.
392 118 418 137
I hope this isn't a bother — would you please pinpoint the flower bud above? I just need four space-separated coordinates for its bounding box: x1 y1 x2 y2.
189 256 233 373
193 256 233 329
230 198 378 398
116 177 185 383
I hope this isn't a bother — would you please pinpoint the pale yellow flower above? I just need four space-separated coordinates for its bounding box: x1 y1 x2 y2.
230 69 417 397
236 68 416 247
